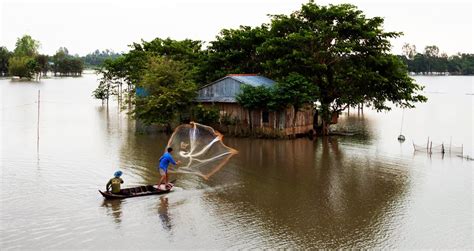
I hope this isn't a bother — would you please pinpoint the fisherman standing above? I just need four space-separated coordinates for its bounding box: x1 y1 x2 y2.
157 147 180 187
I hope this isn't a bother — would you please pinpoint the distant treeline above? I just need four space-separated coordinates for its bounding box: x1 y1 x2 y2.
0 35 121 80
82 49 121 68
399 44 474 75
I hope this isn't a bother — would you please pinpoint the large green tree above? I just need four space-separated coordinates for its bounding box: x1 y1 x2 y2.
8 35 40 79
134 56 197 128
204 25 269 83
13 35 40 57
133 38 205 84
258 1 426 134
93 37 205 111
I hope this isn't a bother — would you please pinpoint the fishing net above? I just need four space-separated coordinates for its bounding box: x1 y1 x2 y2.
414 140 464 155
413 143 429 152
430 143 445 154
449 145 464 154
165 122 237 179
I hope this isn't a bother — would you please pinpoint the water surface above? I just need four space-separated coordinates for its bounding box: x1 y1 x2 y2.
0 74 472 249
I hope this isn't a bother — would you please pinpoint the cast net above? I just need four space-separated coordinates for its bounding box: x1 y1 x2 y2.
166 122 238 179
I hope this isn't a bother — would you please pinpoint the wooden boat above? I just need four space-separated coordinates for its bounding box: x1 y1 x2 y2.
99 183 174 199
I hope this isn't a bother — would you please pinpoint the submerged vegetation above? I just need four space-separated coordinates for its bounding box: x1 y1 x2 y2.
0 37 120 79
400 44 474 75
0 35 84 79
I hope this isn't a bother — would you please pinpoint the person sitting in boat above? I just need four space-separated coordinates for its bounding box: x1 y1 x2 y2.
157 147 180 187
106 170 124 194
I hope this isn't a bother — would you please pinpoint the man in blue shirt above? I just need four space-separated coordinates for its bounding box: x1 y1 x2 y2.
157 147 180 187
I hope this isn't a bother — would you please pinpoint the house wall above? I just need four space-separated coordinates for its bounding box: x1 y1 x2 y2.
200 103 314 137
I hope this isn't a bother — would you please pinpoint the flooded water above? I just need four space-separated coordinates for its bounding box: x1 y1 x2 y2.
1 74 472 249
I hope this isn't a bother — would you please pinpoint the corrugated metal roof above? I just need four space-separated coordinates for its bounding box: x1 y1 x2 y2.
227 75 275 87
195 74 275 103
195 96 236 103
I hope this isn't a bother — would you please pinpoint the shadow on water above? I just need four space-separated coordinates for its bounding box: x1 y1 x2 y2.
101 199 123 225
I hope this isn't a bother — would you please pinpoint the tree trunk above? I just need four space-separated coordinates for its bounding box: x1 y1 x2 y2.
321 119 329 136
316 103 331 136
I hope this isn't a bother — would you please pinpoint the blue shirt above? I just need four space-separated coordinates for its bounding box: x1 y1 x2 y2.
158 152 176 171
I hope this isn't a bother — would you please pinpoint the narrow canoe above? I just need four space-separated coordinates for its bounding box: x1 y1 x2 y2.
99 183 174 199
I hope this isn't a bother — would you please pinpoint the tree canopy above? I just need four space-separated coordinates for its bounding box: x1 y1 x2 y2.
134 56 197 126
203 25 268 83
13 35 40 57
256 2 426 133
82 49 121 68
51 47 84 76
93 1 431 135
1 36 84 79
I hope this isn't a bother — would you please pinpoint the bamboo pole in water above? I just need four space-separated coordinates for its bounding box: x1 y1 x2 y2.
37 90 40 153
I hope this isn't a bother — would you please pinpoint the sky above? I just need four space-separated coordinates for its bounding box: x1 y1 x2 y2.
1 0 472 56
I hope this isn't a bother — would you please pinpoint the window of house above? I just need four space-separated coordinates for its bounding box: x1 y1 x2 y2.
262 110 269 123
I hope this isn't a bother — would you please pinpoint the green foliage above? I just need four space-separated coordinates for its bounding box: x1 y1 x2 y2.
237 73 317 135
13 35 40 57
400 44 474 75
191 104 220 125
35 54 49 76
7 35 41 79
134 56 197 125
91 2 437 134
92 78 111 102
52 47 83 76
272 73 317 112
236 84 273 111
0 46 11 76
254 1 426 134
133 38 205 84
83 49 121 68
203 25 269 83
237 73 316 113
93 38 205 102
8 56 35 79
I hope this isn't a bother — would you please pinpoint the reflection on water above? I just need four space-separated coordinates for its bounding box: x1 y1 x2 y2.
158 197 172 232
0 75 472 249
102 200 123 225
208 137 409 248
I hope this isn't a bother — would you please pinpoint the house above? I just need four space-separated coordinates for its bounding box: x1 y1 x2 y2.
196 74 314 137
